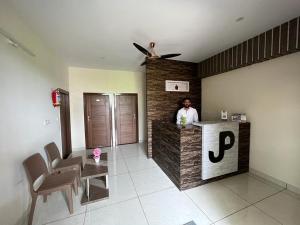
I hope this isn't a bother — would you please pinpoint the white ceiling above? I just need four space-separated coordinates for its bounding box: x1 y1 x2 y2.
10 0 300 71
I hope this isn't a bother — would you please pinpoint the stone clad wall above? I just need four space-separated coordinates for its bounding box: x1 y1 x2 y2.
146 59 201 157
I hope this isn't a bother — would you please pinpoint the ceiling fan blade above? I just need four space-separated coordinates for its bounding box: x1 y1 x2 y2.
160 53 181 59
133 43 151 57
140 60 147 66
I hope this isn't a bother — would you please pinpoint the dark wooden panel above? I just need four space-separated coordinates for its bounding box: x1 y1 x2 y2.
220 52 224 73
146 59 200 157
224 49 229 72
280 22 288 55
215 53 219 74
288 18 298 52
296 17 300 50
247 39 253 65
253 36 259 63
265 30 272 59
207 58 211 75
228 48 233 70
213 55 216 74
58 89 72 159
272 26 280 57
232 46 237 68
259 33 266 61
237 43 242 67
238 123 250 172
242 41 247 65
198 16 300 79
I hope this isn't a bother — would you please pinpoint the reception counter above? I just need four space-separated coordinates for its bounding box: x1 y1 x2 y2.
152 120 250 190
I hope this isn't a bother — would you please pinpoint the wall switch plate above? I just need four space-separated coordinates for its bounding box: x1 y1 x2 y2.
44 120 51 126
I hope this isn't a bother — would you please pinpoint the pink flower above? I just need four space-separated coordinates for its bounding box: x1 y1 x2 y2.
93 148 101 158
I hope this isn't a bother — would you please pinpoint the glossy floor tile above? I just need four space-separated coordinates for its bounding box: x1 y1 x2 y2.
214 206 281 225
84 199 148 225
45 213 85 225
255 191 300 225
219 173 283 203
120 143 148 159
130 167 175 196
33 190 86 225
102 147 124 161
32 144 300 225
140 187 212 225
86 173 137 211
124 155 158 172
185 182 249 222
107 159 128 176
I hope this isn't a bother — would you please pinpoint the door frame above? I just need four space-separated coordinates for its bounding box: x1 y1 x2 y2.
115 93 139 145
57 88 72 159
83 93 112 149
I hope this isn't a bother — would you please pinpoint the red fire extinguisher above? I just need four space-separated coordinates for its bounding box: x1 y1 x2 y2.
51 89 61 107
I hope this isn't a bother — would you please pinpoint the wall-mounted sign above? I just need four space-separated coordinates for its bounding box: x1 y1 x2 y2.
165 80 189 92
201 122 239 180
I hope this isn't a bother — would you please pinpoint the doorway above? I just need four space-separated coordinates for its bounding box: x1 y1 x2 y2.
84 93 111 148
58 89 72 159
115 94 138 145
83 93 138 148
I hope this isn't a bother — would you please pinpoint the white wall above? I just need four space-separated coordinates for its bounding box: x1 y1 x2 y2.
0 2 68 225
69 67 145 149
202 52 300 190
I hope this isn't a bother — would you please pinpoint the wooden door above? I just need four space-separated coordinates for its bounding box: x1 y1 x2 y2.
84 93 111 148
116 94 138 145
58 89 72 159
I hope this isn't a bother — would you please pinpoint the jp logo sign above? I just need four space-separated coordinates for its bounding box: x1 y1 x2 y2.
209 131 235 163
201 122 238 180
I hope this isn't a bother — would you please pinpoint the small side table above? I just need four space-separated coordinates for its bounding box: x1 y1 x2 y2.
81 163 109 205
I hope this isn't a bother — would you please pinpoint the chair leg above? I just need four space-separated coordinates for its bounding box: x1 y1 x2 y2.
66 186 73 214
28 195 37 225
73 178 78 196
43 194 47 203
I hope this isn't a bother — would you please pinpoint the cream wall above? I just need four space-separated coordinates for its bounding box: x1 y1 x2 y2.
69 67 145 149
202 52 300 189
0 2 68 225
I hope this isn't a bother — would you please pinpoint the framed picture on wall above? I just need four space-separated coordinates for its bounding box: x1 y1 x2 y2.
165 80 189 92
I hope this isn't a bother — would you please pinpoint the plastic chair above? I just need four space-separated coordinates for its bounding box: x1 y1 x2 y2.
44 142 82 187
23 153 77 225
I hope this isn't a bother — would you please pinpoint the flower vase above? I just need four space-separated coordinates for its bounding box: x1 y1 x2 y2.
94 156 100 163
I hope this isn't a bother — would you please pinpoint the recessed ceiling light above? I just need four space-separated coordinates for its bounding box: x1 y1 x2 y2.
236 17 244 22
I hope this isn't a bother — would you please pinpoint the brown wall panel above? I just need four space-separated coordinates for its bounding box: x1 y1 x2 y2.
198 16 299 78
247 39 253 65
146 59 201 157
237 44 242 67
228 48 233 70
232 46 237 68
242 41 247 65
253 36 259 63
280 22 288 55
272 26 280 57
224 49 229 72
297 17 300 49
259 33 265 61
220 52 224 73
265 30 272 59
288 18 298 52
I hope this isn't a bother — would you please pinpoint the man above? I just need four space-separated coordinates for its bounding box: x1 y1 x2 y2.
176 97 199 125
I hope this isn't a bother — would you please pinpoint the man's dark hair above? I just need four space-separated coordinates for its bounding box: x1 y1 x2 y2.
182 97 191 103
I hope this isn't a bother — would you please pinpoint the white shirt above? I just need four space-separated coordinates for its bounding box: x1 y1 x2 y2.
176 107 199 125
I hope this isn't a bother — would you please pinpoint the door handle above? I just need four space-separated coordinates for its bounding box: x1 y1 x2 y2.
133 114 136 119
88 115 91 121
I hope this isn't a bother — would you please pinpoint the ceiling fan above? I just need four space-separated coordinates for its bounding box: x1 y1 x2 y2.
133 42 181 66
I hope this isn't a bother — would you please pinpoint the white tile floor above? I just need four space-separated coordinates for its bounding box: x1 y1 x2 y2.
32 143 300 225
